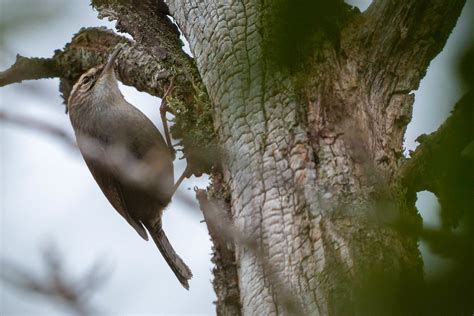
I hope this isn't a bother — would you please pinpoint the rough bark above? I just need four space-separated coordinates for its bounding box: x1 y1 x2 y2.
165 0 466 315
196 184 242 316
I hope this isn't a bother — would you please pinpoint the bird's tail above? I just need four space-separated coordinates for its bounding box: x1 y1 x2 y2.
146 225 193 289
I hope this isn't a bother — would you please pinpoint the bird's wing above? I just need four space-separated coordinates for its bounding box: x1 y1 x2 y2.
77 137 149 241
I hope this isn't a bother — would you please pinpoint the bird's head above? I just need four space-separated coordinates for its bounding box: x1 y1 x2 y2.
68 46 123 112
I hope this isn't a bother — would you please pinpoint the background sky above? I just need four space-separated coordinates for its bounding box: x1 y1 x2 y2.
0 0 472 315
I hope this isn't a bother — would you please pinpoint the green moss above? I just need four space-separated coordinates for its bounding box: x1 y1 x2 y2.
168 76 219 175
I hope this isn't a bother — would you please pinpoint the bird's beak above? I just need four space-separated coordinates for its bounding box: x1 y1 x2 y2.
100 46 122 77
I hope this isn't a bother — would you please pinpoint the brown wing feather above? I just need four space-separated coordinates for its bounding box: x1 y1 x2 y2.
78 138 149 241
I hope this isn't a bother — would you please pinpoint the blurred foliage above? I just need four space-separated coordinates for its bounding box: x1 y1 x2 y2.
354 18 474 316
409 39 474 315
262 0 357 70
458 41 474 90
426 91 472 230
423 40 474 315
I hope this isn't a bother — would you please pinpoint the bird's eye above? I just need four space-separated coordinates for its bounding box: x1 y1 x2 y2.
83 76 92 85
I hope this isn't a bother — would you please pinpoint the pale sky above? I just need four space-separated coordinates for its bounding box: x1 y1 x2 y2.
0 0 472 315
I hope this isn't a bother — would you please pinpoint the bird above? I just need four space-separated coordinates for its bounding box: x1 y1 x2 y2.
67 46 192 289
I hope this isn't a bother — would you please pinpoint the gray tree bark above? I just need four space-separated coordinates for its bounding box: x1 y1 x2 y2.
166 1 466 315
0 0 468 315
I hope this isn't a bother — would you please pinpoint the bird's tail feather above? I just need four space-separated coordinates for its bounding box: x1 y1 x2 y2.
147 225 193 289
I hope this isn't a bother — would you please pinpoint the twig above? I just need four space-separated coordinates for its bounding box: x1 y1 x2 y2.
0 110 77 148
0 244 109 316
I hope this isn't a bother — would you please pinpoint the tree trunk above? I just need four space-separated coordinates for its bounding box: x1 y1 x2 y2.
167 1 465 314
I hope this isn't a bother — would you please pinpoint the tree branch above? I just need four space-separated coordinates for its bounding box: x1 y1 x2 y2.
54 27 170 102
0 27 165 100
1 23 218 175
1 244 109 316
352 0 466 91
0 110 77 148
398 91 473 227
0 55 59 87
91 0 179 61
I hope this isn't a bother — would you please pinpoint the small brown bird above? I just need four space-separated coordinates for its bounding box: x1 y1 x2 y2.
67 47 192 289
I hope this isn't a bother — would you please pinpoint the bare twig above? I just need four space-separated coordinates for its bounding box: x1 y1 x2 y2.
0 244 109 316
0 110 77 148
